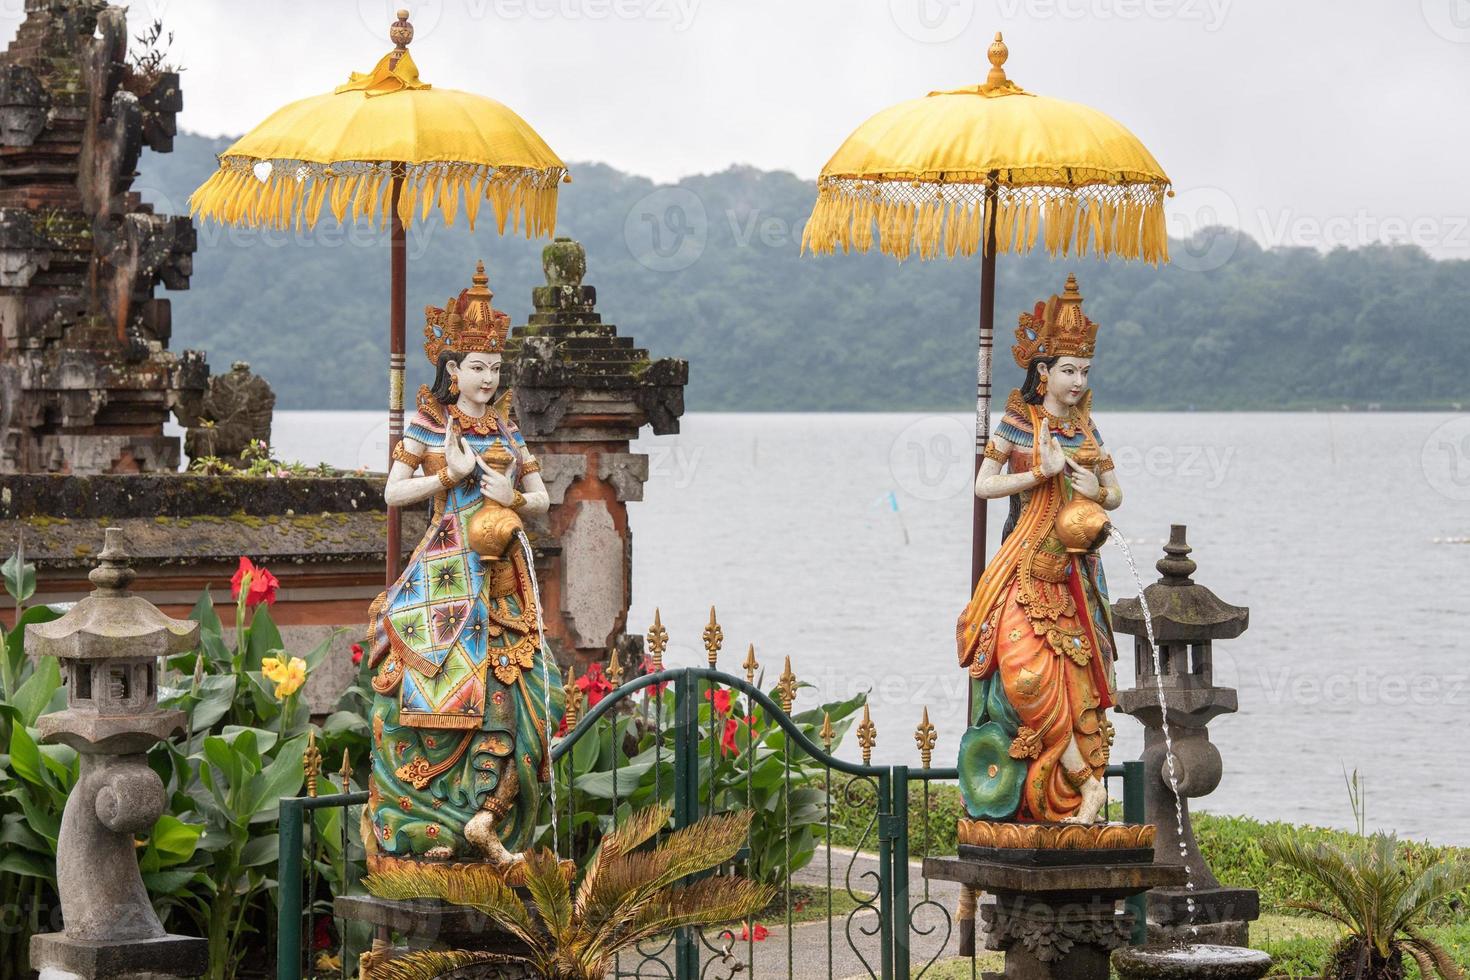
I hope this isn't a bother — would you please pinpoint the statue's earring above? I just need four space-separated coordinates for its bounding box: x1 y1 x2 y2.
449 378 459 396
1036 371 1048 397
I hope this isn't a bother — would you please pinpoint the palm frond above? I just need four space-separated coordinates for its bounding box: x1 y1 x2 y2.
618 876 777 948
1279 898 1354 929
522 849 574 950
1391 859 1470 933
359 949 525 980
574 803 672 918
1403 928 1467 980
581 811 753 933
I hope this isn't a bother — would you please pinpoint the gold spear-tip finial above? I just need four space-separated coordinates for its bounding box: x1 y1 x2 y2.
303 730 323 798
564 666 582 729
820 712 835 752
338 748 355 793
606 648 625 687
858 704 877 766
778 656 797 713
742 643 759 684
648 609 668 671
914 708 938 770
703 606 723 668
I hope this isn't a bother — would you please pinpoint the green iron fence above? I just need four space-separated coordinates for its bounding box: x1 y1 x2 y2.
277 661 1144 980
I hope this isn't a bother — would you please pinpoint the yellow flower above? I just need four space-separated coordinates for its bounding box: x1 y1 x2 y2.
262 655 307 699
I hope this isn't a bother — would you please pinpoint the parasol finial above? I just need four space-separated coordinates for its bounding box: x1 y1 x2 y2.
986 33 1009 88
389 9 414 64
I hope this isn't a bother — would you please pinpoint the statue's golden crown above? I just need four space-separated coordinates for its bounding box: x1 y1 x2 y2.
1011 273 1100 370
423 260 511 365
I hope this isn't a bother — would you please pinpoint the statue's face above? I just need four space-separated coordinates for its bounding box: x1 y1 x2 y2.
447 352 502 402
1042 356 1091 408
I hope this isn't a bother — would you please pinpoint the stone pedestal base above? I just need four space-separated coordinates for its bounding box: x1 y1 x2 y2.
336 894 538 980
925 845 1186 980
1148 886 1259 947
30 932 207 979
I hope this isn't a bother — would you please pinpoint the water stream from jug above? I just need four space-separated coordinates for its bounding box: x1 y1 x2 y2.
1111 529 1196 925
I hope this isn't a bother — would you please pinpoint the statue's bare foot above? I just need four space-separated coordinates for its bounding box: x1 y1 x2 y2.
465 811 524 868
1062 777 1108 824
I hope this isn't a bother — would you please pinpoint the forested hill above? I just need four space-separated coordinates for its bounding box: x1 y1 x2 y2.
139 133 1469 411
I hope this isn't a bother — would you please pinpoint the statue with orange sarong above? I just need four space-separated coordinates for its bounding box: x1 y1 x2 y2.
956 274 1121 826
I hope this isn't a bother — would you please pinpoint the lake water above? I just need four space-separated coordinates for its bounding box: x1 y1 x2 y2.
265 409 1470 846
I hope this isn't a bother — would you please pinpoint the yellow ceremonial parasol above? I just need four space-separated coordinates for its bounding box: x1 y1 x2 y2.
189 9 567 584
803 33 1171 590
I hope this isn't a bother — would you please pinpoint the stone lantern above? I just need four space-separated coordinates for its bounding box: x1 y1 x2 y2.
1112 525 1259 945
28 528 208 979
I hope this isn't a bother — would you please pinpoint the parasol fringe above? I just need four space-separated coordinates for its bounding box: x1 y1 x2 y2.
800 177 1170 264
189 159 565 239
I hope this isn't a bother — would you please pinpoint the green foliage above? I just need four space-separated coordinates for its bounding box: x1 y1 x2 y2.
1258 774 1470 979
141 135 1470 412
187 440 340 477
1195 812 1470 928
1250 916 1470 978
552 675 866 885
0 547 364 980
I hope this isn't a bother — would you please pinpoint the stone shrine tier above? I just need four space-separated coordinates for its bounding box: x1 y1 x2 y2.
925 828 1186 980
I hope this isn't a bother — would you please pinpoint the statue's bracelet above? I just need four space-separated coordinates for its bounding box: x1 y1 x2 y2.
1097 485 1110 506
510 490 527 510
437 469 456 490
1029 463 1046 482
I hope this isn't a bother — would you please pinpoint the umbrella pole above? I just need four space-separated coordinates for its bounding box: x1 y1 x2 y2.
972 247 996 591
386 175 406 587
971 176 1000 593
960 185 998 961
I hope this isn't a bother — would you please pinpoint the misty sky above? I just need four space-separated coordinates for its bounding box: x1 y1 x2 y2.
5 0 1466 257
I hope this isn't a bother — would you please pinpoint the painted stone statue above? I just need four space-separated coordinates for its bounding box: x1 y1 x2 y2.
364 261 565 871
956 274 1121 826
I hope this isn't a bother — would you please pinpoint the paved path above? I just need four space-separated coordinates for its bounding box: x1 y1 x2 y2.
616 847 984 980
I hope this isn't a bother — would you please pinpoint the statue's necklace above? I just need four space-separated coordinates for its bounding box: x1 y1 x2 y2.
449 403 497 436
1040 405 1084 438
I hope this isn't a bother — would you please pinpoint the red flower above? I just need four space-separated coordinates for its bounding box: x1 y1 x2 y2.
719 717 740 756
230 556 279 608
312 915 332 950
350 643 364 666
704 688 732 715
576 662 614 708
739 923 769 942
640 655 669 695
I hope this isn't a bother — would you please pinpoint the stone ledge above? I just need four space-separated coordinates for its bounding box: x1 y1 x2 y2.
0 473 386 519
30 931 207 979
